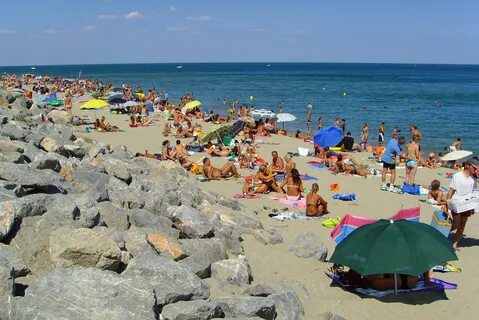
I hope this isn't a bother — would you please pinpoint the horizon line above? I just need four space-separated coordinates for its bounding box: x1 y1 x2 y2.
1 61 479 68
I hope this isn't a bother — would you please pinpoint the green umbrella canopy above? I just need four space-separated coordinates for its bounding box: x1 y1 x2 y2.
200 124 233 143
330 219 458 276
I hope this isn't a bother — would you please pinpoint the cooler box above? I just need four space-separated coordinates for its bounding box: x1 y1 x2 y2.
431 210 452 237
447 192 479 214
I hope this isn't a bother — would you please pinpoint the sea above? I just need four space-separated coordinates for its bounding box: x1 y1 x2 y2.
1 63 478 155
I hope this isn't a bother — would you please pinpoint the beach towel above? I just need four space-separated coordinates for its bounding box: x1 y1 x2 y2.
233 194 262 199
302 174 318 181
332 193 357 201
326 273 457 298
269 195 307 208
307 161 327 170
269 211 323 221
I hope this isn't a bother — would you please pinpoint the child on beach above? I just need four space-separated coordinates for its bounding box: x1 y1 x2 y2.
428 180 447 207
162 123 170 136
306 183 328 216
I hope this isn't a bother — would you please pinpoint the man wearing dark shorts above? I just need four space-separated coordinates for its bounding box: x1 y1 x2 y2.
381 134 405 191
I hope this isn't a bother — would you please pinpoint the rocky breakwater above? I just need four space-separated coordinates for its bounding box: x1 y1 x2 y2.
0 88 304 319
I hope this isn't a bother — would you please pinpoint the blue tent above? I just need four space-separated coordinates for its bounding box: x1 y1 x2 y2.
313 126 343 147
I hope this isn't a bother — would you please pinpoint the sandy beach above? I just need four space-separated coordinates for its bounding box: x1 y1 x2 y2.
71 97 478 320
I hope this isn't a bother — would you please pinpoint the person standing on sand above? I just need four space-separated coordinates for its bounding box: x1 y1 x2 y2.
306 104 312 136
360 123 369 150
378 122 385 146
381 134 406 191
447 157 478 249
404 139 420 185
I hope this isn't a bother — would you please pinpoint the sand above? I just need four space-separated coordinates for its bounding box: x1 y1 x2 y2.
72 97 478 320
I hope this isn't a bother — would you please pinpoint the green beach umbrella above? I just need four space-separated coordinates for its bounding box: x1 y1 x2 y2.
200 124 233 143
330 219 457 277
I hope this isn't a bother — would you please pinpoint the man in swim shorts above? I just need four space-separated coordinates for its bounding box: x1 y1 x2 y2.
381 134 406 191
202 157 240 180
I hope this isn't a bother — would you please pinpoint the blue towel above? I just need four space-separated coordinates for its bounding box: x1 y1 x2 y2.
302 174 318 181
332 193 357 201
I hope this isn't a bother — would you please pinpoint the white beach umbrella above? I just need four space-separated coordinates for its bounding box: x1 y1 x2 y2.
276 113 297 123
442 150 473 162
250 109 276 119
122 101 139 107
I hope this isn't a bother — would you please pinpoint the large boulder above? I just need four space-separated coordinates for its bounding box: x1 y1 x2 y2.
0 264 14 297
122 251 210 306
146 233 186 260
31 152 62 172
213 297 276 320
167 205 215 238
179 238 227 278
47 109 72 125
97 202 130 231
13 268 158 319
0 201 16 240
0 243 30 277
0 139 24 153
211 255 252 287
128 208 178 237
103 157 132 184
49 227 122 271
288 231 328 262
161 300 224 320
122 226 154 257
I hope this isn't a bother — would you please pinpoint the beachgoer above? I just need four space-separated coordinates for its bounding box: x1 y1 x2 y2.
335 154 371 177
404 139 420 184
334 118 339 128
162 123 170 136
360 123 369 150
426 152 437 168
282 168 303 200
381 135 406 190
378 122 385 146
161 140 177 161
175 140 190 158
271 151 285 173
340 119 346 135
447 157 478 249
342 132 354 151
255 164 282 193
202 157 240 180
450 137 461 151
306 183 328 216
410 125 422 144
428 180 447 206
317 116 322 130
306 104 312 135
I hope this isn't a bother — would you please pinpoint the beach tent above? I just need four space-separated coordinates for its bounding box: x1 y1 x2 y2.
331 207 420 244
313 126 343 148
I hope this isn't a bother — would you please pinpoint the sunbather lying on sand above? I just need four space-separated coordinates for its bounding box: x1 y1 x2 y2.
334 154 370 177
202 157 240 180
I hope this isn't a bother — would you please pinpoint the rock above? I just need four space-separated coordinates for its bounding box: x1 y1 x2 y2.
213 297 276 320
0 150 29 163
288 231 328 262
47 109 72 125
0 139 24 153
323 312 347 320
49 227 122 271
123 226 154 257
97 202 130 231
146 233 186 260
0 123 29 141
0 264 14 296
122 251 210 306
211 255 252 287
167 205 215 238
39 136 59 152
64 144 86 159
0 201 16 240
179 238 227 278
268 231 283 245
161 300 224 320
0 162 67 194
103 157 132 184
0 243 30 277
31 152 62 172
244 284 275 297
13 268 158 319
269 290 304 320
129 209 178 237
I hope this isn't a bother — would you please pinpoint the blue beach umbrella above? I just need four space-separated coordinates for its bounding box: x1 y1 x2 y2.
313 126 343 147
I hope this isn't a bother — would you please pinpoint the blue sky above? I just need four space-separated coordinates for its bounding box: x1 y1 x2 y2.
0 0 477 66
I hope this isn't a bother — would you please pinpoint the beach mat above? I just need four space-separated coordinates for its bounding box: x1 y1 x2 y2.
326 273 457 298
269 195 307 208
269 211 323 221
233 194 262 199
307 161 327 170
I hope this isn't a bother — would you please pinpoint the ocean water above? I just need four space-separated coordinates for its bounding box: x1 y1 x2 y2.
2 63 478 154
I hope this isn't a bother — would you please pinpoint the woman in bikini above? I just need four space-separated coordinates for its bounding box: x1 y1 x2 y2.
281 169 303 200
306 183 328 216
251 165 282 194
161 140 177 161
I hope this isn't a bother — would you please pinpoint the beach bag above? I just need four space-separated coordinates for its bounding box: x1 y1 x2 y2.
430 210 452 237
401 183 420 195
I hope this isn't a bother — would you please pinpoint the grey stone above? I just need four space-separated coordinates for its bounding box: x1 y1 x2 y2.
0 151 29 163
288 231 328 262
64 143 86 159
0 123 29 141
103 157 132 184
0 162 67 194
211 255 252 287
167 205 215 238
0 139 24 153
13 268 158 320
161 300 224 320
324 312 347 320
244 284 275 297
0 264 14 296
213 297 276 320
0 243 30 277
0 201 16 240
31 152 62 172
179 238 227 278
98 202 130 231
269 290 304 320
47 109 72 125
49 227 122 271
122 251 210 306
268 231 284 245
123 226 154 257
129 208 178 237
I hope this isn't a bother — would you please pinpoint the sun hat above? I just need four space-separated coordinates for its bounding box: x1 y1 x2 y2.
466 156 479 166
